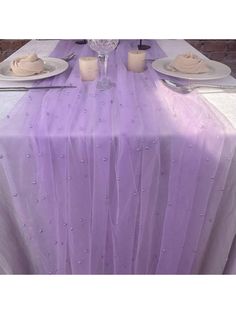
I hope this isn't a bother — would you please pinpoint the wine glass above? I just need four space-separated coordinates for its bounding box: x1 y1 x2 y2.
88 40 119 90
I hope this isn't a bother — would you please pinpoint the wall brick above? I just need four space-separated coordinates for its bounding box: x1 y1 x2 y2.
0 40 29 62
202 41 227 52
228 41 236 51
207 52 226 61
225 51 236 60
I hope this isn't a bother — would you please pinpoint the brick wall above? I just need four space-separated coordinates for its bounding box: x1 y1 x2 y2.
187 40 236 76
0 40 29 62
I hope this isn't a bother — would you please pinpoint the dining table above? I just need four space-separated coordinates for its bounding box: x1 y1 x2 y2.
0 39 235 274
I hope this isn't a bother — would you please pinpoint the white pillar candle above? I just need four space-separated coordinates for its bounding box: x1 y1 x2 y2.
79 57 98 81
128 50 146 72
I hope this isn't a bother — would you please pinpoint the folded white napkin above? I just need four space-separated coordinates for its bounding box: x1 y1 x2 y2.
11 53 44 76
167 53 209 74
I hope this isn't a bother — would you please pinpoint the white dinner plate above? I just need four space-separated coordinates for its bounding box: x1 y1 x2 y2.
151 57 231 80
0 57 69 81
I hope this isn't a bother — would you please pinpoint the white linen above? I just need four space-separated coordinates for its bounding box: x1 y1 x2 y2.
0 39 235 274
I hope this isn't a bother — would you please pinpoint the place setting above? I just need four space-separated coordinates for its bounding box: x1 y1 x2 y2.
149 51 236 94
0 50 78 91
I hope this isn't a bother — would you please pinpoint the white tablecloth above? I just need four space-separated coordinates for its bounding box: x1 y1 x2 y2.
0 40 235 274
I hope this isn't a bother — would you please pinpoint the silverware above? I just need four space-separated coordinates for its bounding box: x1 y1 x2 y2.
161 79 236 94
0 85 76 92
62 53 76 61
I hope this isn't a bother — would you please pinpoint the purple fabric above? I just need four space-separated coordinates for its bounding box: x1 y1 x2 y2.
0 40 235 274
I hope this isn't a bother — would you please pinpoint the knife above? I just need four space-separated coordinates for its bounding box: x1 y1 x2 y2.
0 85 77 91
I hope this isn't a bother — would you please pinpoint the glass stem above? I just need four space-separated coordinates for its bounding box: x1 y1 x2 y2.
98 54 108 81
104 54 108 78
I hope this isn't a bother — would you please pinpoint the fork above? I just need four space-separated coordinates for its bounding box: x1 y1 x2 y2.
161 79 236 94
62 53 76 61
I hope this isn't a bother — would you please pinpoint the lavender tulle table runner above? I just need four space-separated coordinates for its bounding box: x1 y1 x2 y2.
0 40 235 274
